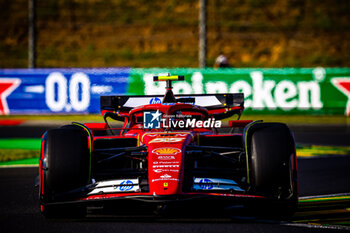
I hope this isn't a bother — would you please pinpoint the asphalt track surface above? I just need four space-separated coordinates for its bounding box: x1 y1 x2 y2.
0 125 350 233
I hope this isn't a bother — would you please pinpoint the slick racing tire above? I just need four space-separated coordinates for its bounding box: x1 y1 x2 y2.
39 126 90 218
246 122 298 218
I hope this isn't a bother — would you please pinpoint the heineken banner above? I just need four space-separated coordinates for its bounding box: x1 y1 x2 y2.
128 68 350 115
0 67 349 115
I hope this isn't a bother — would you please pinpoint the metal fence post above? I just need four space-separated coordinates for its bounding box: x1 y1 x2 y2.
199 0 207 68
28 0 36 68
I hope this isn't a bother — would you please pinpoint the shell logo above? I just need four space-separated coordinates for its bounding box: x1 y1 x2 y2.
152 147 181 155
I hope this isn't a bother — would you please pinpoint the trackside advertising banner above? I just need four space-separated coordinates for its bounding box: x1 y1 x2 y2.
128 68 350 116
0 68 129 114
0 67 350 115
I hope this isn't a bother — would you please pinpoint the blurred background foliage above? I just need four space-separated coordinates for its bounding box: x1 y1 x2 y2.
0 0 349 68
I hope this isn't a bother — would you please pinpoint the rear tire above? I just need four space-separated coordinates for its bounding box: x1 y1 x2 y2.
246 122 298 218
39 126 90 218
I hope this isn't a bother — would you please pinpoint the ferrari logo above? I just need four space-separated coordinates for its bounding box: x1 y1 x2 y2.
163 182 168 187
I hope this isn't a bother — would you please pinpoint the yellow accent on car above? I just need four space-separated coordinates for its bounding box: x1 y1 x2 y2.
154 75 185 81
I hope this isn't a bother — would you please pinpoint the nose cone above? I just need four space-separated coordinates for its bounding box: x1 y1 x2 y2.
142 133 192 195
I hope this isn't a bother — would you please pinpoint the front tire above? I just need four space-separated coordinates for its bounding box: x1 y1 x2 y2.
246 122 298 217
39 126 90 218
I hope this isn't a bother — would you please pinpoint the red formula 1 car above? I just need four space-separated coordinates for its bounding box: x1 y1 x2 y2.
39 75 298 218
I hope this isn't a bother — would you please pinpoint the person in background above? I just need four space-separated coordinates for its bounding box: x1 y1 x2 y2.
214 54 230 68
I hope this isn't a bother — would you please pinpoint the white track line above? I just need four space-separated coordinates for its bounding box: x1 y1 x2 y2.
282 222 350 231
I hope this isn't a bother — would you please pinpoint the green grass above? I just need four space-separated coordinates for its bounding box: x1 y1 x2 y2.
0 149 39 162
0 138 41 162
0 138 41 150
0 157 39 166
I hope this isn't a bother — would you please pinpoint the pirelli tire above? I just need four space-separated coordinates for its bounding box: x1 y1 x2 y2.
246 122 298 217
39 125 90 218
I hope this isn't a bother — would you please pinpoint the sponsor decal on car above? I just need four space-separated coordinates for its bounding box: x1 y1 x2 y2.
153 161 179 164
152 178 179 182
175 133 188 137
145 134 158 137
153 165 180 168
152 147 181 155
160 174 172 179
88 179 139 195
159 161 179 164
149 137 185 143
192 177 244 191
119 180 134 191
149 97 161 104
199 178 214 190
153 169 179 173
158 155 176 160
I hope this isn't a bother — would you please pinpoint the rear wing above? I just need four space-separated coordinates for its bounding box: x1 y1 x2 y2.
100 93 244 112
